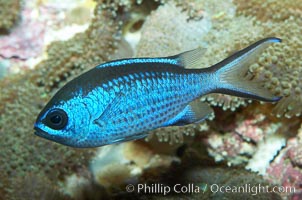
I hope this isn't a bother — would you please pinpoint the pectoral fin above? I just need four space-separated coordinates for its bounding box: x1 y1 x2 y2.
163 100 213 126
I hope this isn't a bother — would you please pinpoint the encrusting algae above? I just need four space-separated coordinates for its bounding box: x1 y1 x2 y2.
1 0 302 199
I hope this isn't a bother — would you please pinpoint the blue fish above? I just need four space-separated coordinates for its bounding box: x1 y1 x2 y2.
34 38 282 148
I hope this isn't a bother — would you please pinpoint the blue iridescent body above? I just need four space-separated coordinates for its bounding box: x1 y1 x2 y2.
34 38 282 148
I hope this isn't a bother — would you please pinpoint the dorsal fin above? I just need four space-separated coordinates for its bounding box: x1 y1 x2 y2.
96 47 206 69
169 47 206 69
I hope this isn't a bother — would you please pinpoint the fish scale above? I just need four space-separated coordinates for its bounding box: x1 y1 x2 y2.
96 71 201 138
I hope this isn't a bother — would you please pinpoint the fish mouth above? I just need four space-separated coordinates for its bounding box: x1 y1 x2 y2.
34 127 50 138
34 127 67 145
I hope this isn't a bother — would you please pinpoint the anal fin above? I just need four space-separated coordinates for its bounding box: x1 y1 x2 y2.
110 132 149 144
164 100 214 126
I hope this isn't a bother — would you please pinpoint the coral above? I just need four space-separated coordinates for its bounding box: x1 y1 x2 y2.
143 0 302 118
0 1 177 199
122 0 302 119
146 125 197 145
287 140 302 169
201 94 251 111
0 1 136 199
63 3 94 25
268 124 302 188
136 1 211 57
0 0 94 79
266 140 302 199
94 0 140 12
209 0 302 117
108 144 283 199
199 103 302 198
0 7 45 60
203 104 288 167
0 0 21 31
178 167 282 200
62 173 111 200
30 3 123 93
246 133 286 175
12 174 70 200
252 18 302 118
234 0 302 22
60 141 189 199
135 0 302 118
0 80 95 200
135 0 277 113
173 0 205 21
136 0 254 113
0 0 93 62
197 7 302 117
196 14 266 112
67 138 283 199
205 131 256 166
89 141 178 190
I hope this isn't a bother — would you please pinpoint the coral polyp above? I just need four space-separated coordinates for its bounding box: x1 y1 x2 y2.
257 18 302 118
234 0 302 22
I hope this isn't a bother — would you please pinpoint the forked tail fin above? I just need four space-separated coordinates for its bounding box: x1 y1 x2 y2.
211 37 282 102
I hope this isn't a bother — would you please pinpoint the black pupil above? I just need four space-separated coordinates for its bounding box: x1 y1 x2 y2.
45 108 68 130
50 115 62 124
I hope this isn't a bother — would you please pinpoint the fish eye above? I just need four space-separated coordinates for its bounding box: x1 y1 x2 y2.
44 108 68 130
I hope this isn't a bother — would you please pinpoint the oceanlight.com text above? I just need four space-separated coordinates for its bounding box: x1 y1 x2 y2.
125 183 296 196
210 183 295 196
